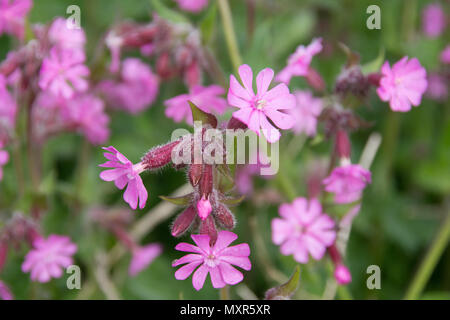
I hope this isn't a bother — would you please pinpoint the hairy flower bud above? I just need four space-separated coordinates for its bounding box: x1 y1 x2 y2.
335 65 370 100
141 140 180 170
188 163 203 187
215 204 235 229
171 205 197 237
199 164 213 197
199 214 217 245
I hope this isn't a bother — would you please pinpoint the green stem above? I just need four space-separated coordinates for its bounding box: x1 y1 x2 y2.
220 285 230 300
404 211 450 300
218 0 243 72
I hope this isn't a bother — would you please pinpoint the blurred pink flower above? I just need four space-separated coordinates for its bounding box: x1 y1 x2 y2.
62 94 110 145
323 164 371 204
290 90 323 136
165 85 227 124
376 57 427 112
441 45 450 64
422 3 446 38
98 58 159 114
276 38 322 85
334 264 352 285
129 243 162 276
48 17 86 50
426 73 448 101
173 230 251 290
39 47 90 99
228 64 295 143
235 151 275 195
272 197 336 263
0 143 9 181
197 195 212 220
0 0 32 39
174 0 208 13
21 234 77 283
0 74 17 131
99 146 148 210
0 280 13 300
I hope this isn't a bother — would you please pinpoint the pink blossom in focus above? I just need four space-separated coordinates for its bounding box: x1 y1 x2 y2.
173 230 251 290
39 47 90 99
165 85 227 124
0 0 32 39
290 90 323 137
276 38 322 85
174 0 208 13
62 94 110 145
228 64 295 143
376 57 427 112
129 243 162 276
21 234 77 283
323 164 371 204
426 73 448 101
48 17 86 50
422 3 446 38
98 58 159 114
334 264 352 285
272 197 336 263
0 281 13 300
99 146 148 210
441 45 450 64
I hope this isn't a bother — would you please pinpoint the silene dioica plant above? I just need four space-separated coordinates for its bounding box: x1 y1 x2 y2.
0 0 448 300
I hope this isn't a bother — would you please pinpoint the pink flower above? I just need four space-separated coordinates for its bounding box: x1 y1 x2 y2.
39 47 90 99
376 57 427 112
334 264 352 285
99 146 148 210
290 90 322 136
48 17 86 50
165 85 227 124
0 0 32 39
422 3 446 38
174 0 208 13
426 73 448 101
61 94 110 145
0 74 17 133
323 164 371 204
441 45 450 64
129 243 162 276
0 281 13 300
228 64 295 143
0 144 9 181
98 58 159 114
21 234 77 283
272 197 336 263
173 230 251 290
276 38 322 85
197 195 212 220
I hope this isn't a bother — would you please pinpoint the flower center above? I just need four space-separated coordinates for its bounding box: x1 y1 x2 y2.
204 254 217 267
256 99 266 110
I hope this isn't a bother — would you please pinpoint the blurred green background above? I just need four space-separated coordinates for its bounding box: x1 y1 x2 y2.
0 0 449 300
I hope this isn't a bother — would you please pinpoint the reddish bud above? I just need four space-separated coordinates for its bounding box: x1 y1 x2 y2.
197 196 212 220
215 204 235 229
227 117 248 130
171 205 197 237
334 264 352 285
335 130 351 159
189 164 203 187
306 68 325 92
141 140 180 169
199 164 213 198
368 73 382 87
156 52 175 79
0 241 8 272
199 215 217 245
328 244 342 264
184 60 201 88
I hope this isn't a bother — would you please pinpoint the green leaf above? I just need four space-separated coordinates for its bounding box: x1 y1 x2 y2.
150 0 189 24
189 101 218 128
265 265 301 300
200 2 217 44
361 47 385 74
221 195 245 206
159 193 193 206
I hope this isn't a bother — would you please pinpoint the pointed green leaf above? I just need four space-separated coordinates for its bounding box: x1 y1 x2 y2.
265 265 301 300
189 101 218 128
216 163 233 181
362 47 385 74
221 195 245 206
159 193 193 206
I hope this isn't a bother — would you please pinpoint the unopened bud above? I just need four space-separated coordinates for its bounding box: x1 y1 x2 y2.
142 140 180 169
367 73 382 87
334 264 352 285
215 204 235 229
335 129 351 159
199 164 213 197
197 196 212 220
199 214 217 245
0 241 8 272
188 164 203 187
171 205 197 237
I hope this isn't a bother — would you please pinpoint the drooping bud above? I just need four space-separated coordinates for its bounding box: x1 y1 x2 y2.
197 195 212 220
335 129 351 159
171 205 197 237
215 204 235 230
334 264 352 285
141 140 180 170
265 265 301 300
199 214 217 245
188 164 203 187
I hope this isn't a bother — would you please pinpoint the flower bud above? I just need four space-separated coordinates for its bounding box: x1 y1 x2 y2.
306 68 325 92
188 164 203 187
199 214 217 245
334 264 352 285
215 204 235 229
0 241 8 273
141 140 180 169
199 164 213 198
171 205 197 237
197 196 212 220
335 129 351 159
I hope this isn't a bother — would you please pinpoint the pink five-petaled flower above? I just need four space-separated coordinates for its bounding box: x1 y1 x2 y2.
323 164 371 204
173 230 251 291
21 234 77 283
228 64 295 143
422 3 446 38
39 47 90 99
376 57 427 112
441 45 450 64
272 197 336 263
290 90 323 137
48 17 86 50
0 0 32 39
164 85 227 124
129 243 162 276
276 38 322 85
174 0 208 13
99 146 148 210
